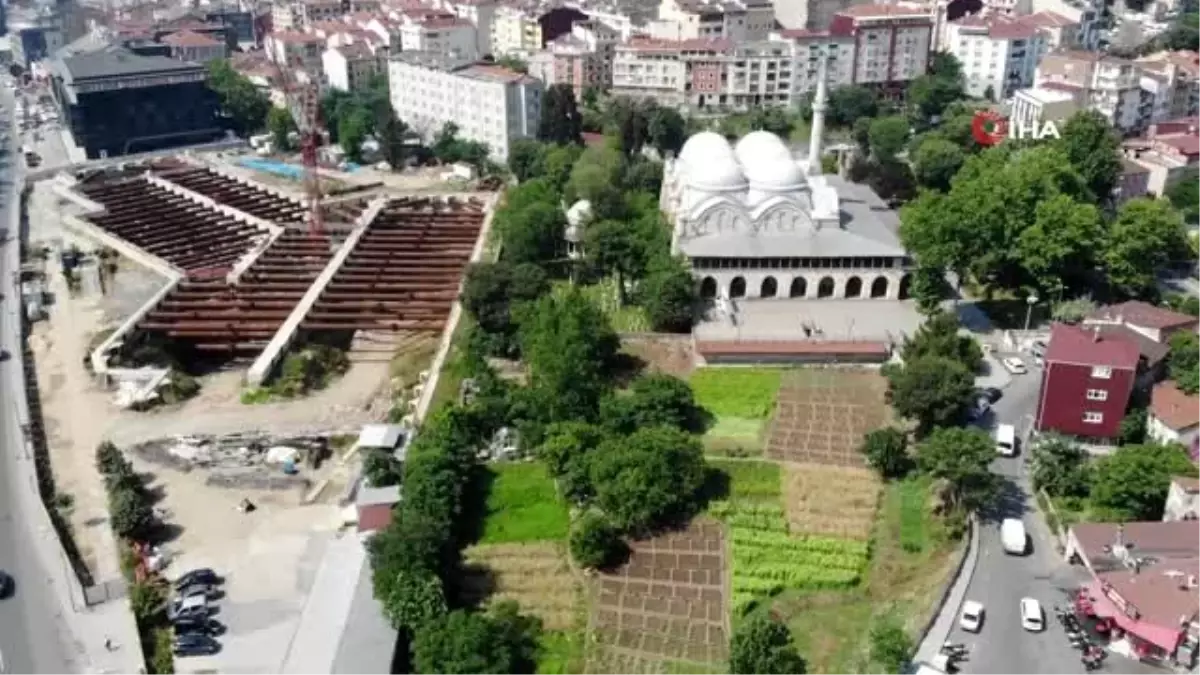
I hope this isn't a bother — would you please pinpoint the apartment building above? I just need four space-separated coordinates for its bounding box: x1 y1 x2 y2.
1026 0 1101 49
1020 10 1084 49
772 28 856 92
1011 84 1080 128
944 14 1047 100
1123 117 1200 195
388 52 542 160
773 0 877 32
323 41 384 91
400 13 478 57
1035 50 1144 133
828 4 932 95
431 0 496 59
265 30 325 68
491 5 542 56
527 19 619 99
160 29 226 63
271 0 382 30
1137 50 1200 122
646 0 776 43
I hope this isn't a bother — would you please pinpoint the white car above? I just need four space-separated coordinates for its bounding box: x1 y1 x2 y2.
1002 357 1028 375
960 600 985 632
1020 597 1044 632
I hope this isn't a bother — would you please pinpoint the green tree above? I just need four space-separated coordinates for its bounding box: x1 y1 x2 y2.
507 139 547 182
647 106 687 156
363 449 404 487
589 426 706 533
852 117 872 155
747 106 795 138
499 202 566 266
912 137 965 192
95 441 125 477
915 426 999 511
868 116 910 161
1017 194 1103 297
1120 406 1148 445
1164 292 1200 317
566 143 624 204
859 427 912 480
1090 444 1198 520
338 108 371 163
378 114 410 168
869 616 914 674
109 485 155 540
889 356 975 435
1030 434 1091 498
641 255 696 333
461 261 549 356
730 615 807 674
1104 198 1190 299
520 288 619 422
827 86 879 127
611 98 650 156
569 512 626 569
1166 167 1200 223
1057 110 1123 203
412 603 541 674
910 265 947 316
495 54 528 73
901 311 982 373
267 106 295 151
1161 12 1199 50
1168 331 1199 394
381 568 447 631
542 144 584 191
602 373 698 434
537 83 583 146
584 219 646 302
537 421 605 503
206 59 270 135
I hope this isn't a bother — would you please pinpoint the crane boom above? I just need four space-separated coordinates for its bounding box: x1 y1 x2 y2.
274 59 324 237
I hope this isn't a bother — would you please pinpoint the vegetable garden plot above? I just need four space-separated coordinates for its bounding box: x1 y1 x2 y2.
765 369 890 466
587 521 730 673
783 464 881 541
461 542 580 631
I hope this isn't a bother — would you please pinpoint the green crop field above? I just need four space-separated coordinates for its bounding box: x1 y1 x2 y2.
690 368 783 419
479 463 570 544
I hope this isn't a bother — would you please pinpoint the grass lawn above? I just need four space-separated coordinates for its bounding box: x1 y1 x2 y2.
703 417 766 457
479 463 570 544
709 459 782 500
690 368 783 419
764 475 963 673
552 278 650 333
536 629 586 674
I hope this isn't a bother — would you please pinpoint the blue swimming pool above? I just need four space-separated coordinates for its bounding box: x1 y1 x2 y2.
238 157 304 179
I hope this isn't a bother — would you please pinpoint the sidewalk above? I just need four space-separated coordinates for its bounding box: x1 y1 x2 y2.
913 516 980 667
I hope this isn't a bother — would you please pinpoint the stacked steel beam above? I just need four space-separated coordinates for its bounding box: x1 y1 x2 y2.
153 167 307 224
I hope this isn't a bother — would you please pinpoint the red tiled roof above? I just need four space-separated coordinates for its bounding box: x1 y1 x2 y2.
1095 561 1200 641
1088 300 1199 331
1151 381 1200 431
1044 323 1140 370
1070 521 1199 563
161 29 223 47
1161 134 1200 157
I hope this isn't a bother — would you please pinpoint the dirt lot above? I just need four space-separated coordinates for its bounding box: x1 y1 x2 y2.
764 369 891 467
620 336 696 379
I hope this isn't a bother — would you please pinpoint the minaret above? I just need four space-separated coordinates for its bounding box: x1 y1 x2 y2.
807 52 829 177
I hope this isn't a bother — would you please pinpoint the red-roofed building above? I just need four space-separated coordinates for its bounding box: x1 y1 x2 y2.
1149 382 1200 454
160 29 227 63
1035 323 1141 442
1123 117 1200 196
265 30 325 68
1084 300 1200 344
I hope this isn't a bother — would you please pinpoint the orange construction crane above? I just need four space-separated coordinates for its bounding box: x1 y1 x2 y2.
276 59 325 237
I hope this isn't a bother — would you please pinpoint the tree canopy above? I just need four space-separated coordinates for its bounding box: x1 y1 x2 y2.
900 311 982 373
538 84 584 146
1057 111 1123 204
1090 444 1198 521
859 427 912 480
588 425 706 533
412 603 542 674
915 426 999 512
207 60 270 135
730 615 807 674
1168 331 1199 394
1029 435 1091 499
888 356 975 434
1103 198 1190 299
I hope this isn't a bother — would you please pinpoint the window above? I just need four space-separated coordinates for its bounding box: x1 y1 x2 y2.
1091 366 1112 379
1083 411 1104 424
1086 389 1108 402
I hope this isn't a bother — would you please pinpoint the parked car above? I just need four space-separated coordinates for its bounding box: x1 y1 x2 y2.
979 387 1003 403
0 569 12 598
177 582 219 600
173 633 220 657
959 600 985 632
1001 357 1028 375
1019 597 1044 632
174 568 223 590
173 618 223 637
168 594 209 623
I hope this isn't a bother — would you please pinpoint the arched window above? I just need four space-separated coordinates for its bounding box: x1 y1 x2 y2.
760 277 778 298
700 276 718 299
789 277 807 298
899 274 912 300
845 276 863 298
817 276 835 298
730 276 747 299
870 276 888 298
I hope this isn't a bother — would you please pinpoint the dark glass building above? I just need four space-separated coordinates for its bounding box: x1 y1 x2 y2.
49 44 223 159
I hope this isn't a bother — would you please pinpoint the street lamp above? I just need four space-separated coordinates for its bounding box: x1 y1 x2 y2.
1023 294 1039 332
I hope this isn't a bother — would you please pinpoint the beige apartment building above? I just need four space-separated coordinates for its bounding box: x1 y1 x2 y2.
491 6 542 56
647 0 776 43
527 19 620 99
1035 50 1146 133
1137 50 1200 123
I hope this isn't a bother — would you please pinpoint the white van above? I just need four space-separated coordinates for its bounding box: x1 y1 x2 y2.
1001 518 1027 555
994 423 1016 456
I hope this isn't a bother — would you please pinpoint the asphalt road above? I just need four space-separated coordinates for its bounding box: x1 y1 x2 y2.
944 360 1160 675
0 83 74 674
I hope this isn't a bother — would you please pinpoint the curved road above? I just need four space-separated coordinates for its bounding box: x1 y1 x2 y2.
0 84 74 674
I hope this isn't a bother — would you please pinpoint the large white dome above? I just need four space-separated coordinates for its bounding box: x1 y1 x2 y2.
679 131 734 169
735 130 791 169
748 157 806 193
686 159 748 192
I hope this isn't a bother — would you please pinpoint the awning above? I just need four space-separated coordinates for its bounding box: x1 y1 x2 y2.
1084 580 1183 653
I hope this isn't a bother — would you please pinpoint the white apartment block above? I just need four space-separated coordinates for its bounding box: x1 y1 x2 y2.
322 41 384 91
388 52 542 161
772 29 856 92
647 0 776 43
829 4 932 91
491 6 542 56
270 0 382 30
1035 50 1145 133
400 14 478 57
944 15 1047 100
1011 85 1080 129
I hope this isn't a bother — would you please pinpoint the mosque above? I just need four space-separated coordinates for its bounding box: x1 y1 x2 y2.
659 65 914 305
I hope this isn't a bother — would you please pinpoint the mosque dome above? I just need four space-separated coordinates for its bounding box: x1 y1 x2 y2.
678 131 734 169
734 130 792 169
685 159 748 193
749 157 806 193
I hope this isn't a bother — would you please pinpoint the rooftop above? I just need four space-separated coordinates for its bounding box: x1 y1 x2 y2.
160 29 223 47
58 44 204 81
1151 381 1200 432
952 14 1039 40
1071 520 1199 567
1017 85 1079 103
835 2 931 18
620 36 734 52
456 63 539 84
1043 323 1140 370
1086 300 1199 331
1093 559 1199 640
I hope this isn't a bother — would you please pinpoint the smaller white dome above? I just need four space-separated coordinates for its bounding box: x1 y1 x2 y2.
734 130 791 169
679 131 734 169
685 159 747 193
748 157 806 193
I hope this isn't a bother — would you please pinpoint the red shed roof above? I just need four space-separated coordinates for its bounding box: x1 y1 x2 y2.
1044 323 1140 370
1088 300 1199 331
1151 381 1200 431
